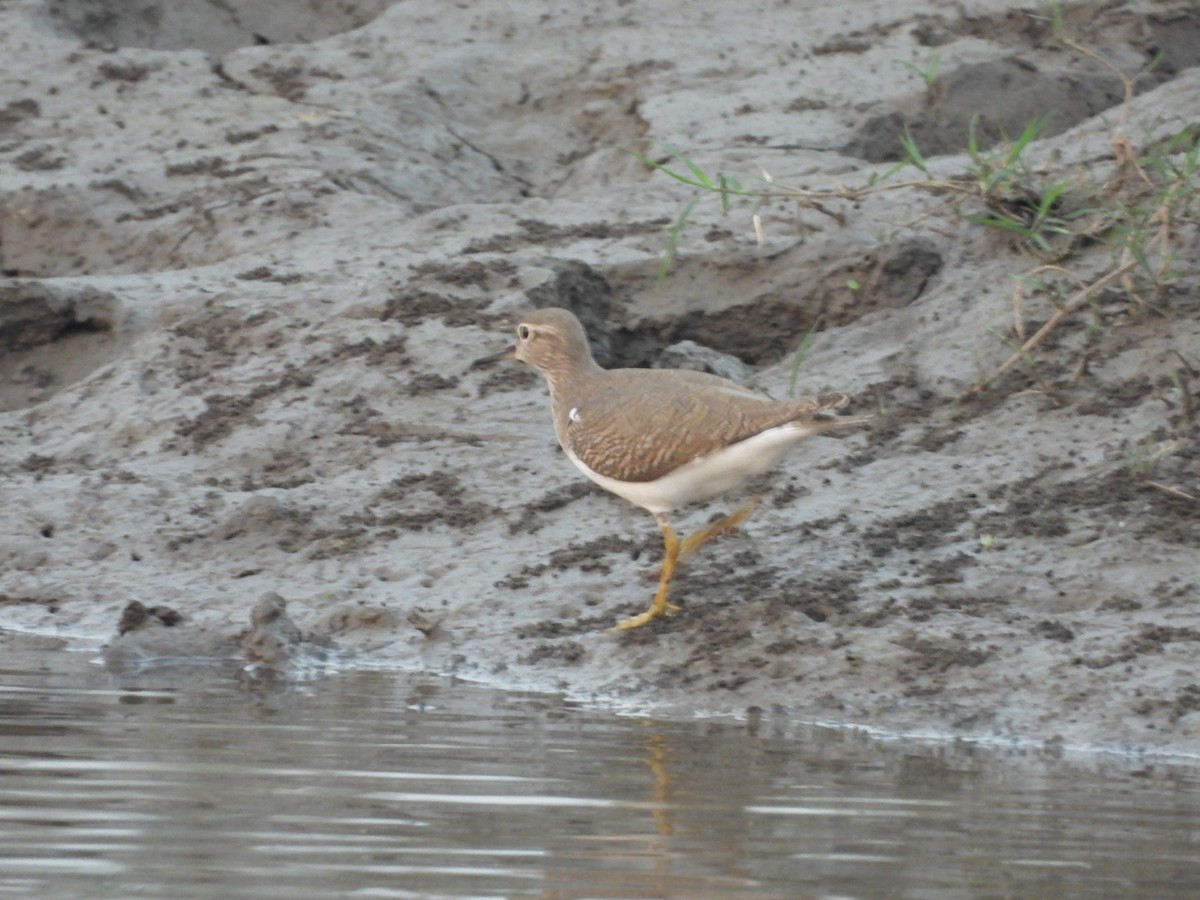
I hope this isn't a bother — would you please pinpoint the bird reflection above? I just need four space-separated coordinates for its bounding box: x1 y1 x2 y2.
645 729 676 838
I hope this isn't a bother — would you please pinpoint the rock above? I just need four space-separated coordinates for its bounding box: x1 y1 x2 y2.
241 592 304 668
654 340 752 383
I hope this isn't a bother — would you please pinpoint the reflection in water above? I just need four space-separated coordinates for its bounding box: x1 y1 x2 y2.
0 639 1198 899
646 730 675 837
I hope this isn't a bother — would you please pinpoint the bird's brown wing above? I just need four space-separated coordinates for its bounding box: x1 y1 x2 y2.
563 368 848 483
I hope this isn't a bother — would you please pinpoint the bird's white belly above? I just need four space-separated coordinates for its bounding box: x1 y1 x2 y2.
564 421 820 514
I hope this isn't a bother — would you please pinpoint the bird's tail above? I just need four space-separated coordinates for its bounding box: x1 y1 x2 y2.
807 393 872 433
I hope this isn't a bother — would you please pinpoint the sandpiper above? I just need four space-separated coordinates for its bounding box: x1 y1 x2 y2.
475 307 861 631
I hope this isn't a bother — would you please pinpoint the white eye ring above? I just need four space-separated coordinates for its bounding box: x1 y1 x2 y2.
517 324 531 340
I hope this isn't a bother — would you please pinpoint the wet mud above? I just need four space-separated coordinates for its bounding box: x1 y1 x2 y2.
1 0 1198 754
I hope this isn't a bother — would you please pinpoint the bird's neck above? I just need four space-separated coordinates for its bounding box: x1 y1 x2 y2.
543 360 599 450
540 354 602 406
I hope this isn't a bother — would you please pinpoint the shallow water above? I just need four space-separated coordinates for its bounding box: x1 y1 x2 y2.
1 639 1198 899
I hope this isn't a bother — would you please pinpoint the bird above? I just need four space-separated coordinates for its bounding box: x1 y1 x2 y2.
474 307 862 631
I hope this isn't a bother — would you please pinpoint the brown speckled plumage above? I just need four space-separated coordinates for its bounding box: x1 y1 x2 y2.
506 307 850 483
558 368 846 483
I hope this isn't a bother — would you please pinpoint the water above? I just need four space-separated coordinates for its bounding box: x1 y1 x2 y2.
1 638 1198 899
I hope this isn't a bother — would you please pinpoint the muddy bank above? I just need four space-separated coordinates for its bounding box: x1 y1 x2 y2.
1 0 1198 755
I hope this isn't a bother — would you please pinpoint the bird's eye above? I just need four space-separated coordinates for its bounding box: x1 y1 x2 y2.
517 324 531 340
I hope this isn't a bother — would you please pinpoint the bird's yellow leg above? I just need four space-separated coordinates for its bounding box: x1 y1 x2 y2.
611 514 682 631
678 497 760 560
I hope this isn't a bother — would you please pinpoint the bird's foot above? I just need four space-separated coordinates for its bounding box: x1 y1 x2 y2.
609 600 681 632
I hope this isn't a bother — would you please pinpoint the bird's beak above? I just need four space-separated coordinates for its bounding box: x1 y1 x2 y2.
471 344 517 369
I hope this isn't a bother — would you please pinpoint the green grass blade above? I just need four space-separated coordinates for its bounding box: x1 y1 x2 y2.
1033 180 1069 226
1004 115 1052 167
787 316 824 398
967 113 982 159
658 195 700 280
625 148 711 190
898 127 929 175
964 212 1053 252
660 142 715 190
717 173 746 213
869 160 908 185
